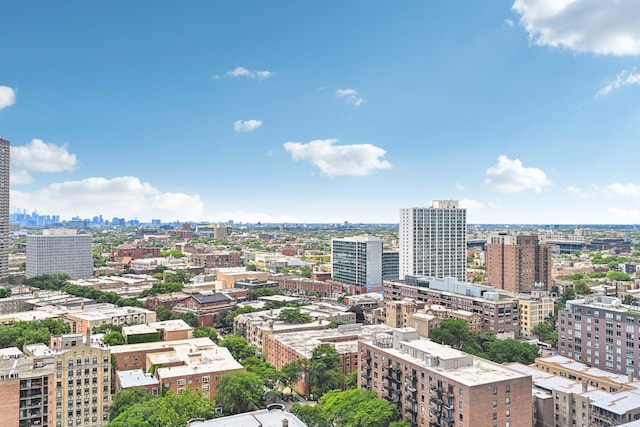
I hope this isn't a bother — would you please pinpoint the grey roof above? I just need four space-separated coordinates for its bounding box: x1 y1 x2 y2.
190 292 233 304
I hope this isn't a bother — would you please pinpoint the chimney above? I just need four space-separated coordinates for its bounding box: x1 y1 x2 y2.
282 420 289 427
628 370 634 383
582 380 588 393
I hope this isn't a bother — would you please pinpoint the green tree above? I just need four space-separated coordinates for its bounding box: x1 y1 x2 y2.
246 264 258 271
606 270 631 281
429 319 475 350
280 359 306 393
193 326 219 343
300 265 312 278
574 281 592 295
220 334 257 362
623 295 639 306
149 389 216 427
140 282 183 298
110 387 156 419
309 344 344 397
486 339 539 364
344 371 358 390
155 307 175 321
214 371 264 414
290 404 331 427
278 307 312 324
178 312 197 327
103 331 126 346
321 389 403 427
531 322 558 347
0 287 11 298
242 356 279 388
25 273 69 290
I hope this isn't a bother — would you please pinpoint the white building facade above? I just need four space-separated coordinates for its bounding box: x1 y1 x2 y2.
26 229 93 279
399 200 467 281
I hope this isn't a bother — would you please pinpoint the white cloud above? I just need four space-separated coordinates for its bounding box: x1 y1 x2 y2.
214 67 274 80
455 182 465 191
10 176 204 221
0 86 16 110
485 155 551 193
605 182 640 197
565 185 589 197
233 119 263 133
504 19 515 27
597 69 640 96
335 88 364 106
11 139 77 184
512 0 640 55
283 139 392 177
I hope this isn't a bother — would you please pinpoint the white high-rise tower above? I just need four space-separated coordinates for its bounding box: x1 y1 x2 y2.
399 200 466 281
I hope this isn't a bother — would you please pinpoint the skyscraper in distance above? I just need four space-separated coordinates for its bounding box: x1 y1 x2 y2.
0 137 9 283
399 200 467 281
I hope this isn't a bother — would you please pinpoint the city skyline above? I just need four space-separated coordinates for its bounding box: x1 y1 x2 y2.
2 1 640 225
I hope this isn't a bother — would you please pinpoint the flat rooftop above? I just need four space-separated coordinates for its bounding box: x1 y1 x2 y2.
117 369 159 388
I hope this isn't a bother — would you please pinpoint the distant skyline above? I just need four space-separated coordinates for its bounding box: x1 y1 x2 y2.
2 1 640 225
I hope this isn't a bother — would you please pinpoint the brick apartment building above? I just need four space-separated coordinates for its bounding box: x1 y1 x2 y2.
359 328 532 427
384 277 521 338
485 233 552 293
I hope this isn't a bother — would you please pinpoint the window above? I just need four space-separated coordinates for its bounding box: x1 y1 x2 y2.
492 387 497 395
177 379 186 386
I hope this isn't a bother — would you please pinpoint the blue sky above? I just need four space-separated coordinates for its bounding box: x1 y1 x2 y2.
2 0 640 224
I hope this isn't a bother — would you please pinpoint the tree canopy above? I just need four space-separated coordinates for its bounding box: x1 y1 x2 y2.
309 344 344 398
292 388 408 427
214 370 264 414
0 318 70 349
429 319 539 365
278 307 312 324
107 389 215 427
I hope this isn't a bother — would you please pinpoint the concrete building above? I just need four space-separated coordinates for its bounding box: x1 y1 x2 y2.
26 229 93 279
384 276 521 338
331 236 383 290
399 200 467 281
485 233 552 293
52 344 112 427
518 292 555 337
64 304 157 336
0 138 8 283
264 324 394 395
558 295 640 376
509 355 640 427
359 327 532 427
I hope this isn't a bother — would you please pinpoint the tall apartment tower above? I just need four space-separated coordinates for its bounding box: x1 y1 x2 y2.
485 233 552 293
331 236 383 289
26 229 93 279
0 138 9 283
399 200 467 281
